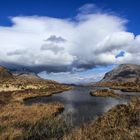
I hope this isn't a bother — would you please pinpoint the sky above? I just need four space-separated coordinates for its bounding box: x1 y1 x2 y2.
0 0 140 84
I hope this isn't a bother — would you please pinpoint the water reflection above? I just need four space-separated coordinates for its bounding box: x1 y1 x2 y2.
25 87 136 126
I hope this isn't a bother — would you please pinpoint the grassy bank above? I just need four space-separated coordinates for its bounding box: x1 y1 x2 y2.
97 81 140 92
0 102 71 140
1 71 140 140
63 98 140 140
0 79 72 105
0 76 72 140
0 87 140 140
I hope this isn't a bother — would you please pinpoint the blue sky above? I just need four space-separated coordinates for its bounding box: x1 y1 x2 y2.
0 0 140 34
0 0 140 83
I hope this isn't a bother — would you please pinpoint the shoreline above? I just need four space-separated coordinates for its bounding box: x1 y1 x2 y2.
63 97 140 140
23 87 72 102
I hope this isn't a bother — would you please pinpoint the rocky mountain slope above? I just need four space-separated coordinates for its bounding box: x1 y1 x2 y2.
97 64 140 90
102 64 140 83
0 66 13 80
0 65 70 93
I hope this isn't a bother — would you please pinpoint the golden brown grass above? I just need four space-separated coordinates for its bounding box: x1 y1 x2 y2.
0 76 72 140
0 76 71 92
0 92 13 107
90 89 119 97
98 81 140 92
0 102 67 140
63 98 140 140
0 78 72 104
12 86 71 103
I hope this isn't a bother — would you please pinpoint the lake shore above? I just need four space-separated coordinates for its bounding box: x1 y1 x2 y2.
0 82 72 139
63 97 140 140
0 84 140 140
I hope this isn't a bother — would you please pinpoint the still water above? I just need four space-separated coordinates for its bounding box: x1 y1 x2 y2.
25 86 139 126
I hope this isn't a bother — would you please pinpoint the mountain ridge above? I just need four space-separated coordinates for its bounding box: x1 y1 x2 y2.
0 66 13 80
102 64 140 83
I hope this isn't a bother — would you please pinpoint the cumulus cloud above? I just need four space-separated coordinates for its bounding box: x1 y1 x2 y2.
95 32 134 53
0 3 140 76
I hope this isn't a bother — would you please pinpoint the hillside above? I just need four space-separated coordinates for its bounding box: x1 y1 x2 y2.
102 64 140 83
0 66 71 139
97 64 140 91
0 65 71 102
0 66 13 80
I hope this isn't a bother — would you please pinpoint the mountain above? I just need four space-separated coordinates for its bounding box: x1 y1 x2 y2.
9 67 35 76
97 64 140 89
0 66 40 81
0 66 13 80
0 65 70 93
102 64 140 83
0 66 57 83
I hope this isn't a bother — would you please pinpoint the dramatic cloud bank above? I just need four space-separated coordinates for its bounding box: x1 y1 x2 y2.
0 4 140 82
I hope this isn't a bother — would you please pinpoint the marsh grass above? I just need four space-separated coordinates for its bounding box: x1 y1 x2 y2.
0 93 140 140
0 102 72 140
0 92 13 107
25 116 72 140
0 72 139 140
90 89 119 97
98 81 140 92
0 75 73 140
63 97 140 140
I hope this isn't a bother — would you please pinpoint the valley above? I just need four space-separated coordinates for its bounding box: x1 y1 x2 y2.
0 64 140 140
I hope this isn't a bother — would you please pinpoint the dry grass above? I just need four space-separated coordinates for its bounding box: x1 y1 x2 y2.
0 102 68 140
63 98 140 140
0 92 13 107
12 87 71 102
90 89 119 97
0 77 71 92
98 81 140 92
0 75 72 140
0 78 72 104
2 72 139 139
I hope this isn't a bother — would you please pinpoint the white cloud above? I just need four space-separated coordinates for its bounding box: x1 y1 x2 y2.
78 3 99 14
96 32 134 53
0 3 140 75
